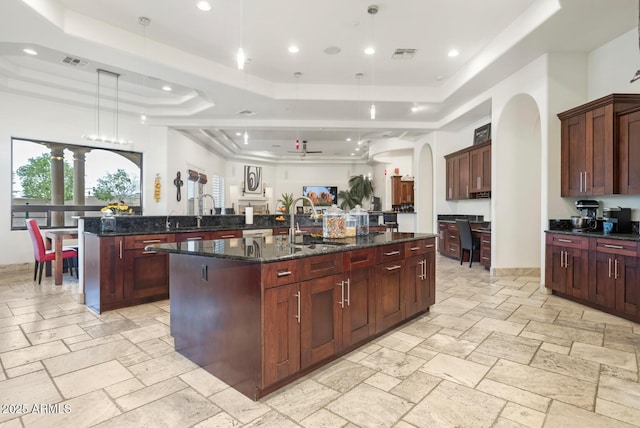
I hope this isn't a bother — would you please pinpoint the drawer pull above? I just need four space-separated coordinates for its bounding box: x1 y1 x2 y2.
557 238 573 243
425 244 434 248
143 239 162 244
384 250 401 256
482 240 490 244
142 251 157 255
277 270 292 277
220 234 235 238
603 244 624 249
410 246 420 251
386 265 402 271
186 237 203 241
482 256 489 260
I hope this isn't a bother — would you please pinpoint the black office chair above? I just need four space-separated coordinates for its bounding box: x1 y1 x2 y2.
456 219 480 267
383 212 398 232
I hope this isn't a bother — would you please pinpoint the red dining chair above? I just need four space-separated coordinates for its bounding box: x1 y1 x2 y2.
25 219 78 284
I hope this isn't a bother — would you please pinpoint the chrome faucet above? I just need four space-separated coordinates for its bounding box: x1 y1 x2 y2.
165 210 176 230
197 194 216 216
289 196 318 241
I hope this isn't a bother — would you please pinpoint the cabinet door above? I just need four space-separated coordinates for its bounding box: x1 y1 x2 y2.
585 105 614 195
375 260 404 332
456 152 470 199
545 244 568 294
343 266 375 347
101 236 125 306
424 250 436 308
403 255 424 318
590 251 616 309
123 249 170 301
445 157 456 200
619 109 640 194
438 222 447 255
565 247 588 300
300 274 342 368
263 283 300 386
480 233 492 269
561 113 587 196
401 181 414 204
615 255 639 317
470 144 491 193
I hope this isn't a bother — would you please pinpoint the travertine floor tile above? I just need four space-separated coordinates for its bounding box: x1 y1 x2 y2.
0 370 62 424
544 400 635 427
570 342 637 371
265 379 339 422
475 332 540 364
420 353 490 387
312 359 375 393
0 340 69 369
54 360 133 399
300 408 348 428
210 387 270 424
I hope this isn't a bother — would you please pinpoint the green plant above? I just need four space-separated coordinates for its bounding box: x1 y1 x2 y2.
278 193 294 212
338 175 373 210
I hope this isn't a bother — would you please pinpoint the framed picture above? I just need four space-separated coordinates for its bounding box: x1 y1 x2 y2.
473 123 491 145
244 165 262 194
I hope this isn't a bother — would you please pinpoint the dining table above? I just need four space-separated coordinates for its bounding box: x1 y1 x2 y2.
44 230 79 285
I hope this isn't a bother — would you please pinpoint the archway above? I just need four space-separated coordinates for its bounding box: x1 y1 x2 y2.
415 142 434 233
493 94 542 272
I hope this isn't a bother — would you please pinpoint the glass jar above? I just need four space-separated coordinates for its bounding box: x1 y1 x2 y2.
323 205 346 238
100 210 116 233
349 204 369 235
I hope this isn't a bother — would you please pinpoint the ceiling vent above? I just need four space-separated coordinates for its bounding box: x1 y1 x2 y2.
237 109 256 116
391 48 416 59
61 56 88 67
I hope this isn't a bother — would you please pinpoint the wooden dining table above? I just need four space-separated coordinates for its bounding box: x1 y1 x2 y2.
44 230 79 285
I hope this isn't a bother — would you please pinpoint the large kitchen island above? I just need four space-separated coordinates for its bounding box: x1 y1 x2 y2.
150 231 436 400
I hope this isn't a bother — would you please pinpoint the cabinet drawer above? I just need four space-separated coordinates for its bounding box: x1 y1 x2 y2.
592 238 639 257
211 230 242 239
546 234 587 249
272 227 290 236
423 238 436 253
405 241 426 256
124 233 175 250
300 253 343 280
262 260 300 289
376 243 404 263
447 223 458 232
175 231 212 242
480 234 492 246
343 248 375 270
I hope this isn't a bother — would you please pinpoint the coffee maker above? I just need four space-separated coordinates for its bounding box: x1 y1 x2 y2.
603 207 632 233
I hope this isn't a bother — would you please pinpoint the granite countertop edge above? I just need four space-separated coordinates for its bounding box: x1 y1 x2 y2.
545 230 640 242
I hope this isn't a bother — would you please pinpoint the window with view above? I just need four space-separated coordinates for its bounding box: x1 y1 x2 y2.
11 138 143 230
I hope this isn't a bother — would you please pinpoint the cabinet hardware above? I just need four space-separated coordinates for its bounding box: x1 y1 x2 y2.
201 264 208 281
583 171 588 193
425 244 434 248
482 239 490 244
477 176 481 189
614 259 619 279
384 250 400 256
119 240 123 259
345 278 350 306
608 258 612 278
418 260 424 279
410 246 420 251
338 281 344 308
142 251 157 255
142 239 162 244
276 270 292 277
560 250 564 268
557 238 573 243
564 251 569 268
295 291 301 323
185 237 203 241
220 234 235 238
386 265 402 271
466 185 469 197
603 244 624 249
482 256 489 260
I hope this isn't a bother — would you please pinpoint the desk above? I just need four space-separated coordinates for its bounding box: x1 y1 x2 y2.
45 230 78 285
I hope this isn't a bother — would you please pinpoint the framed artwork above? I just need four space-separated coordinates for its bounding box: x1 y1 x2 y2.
473 123 491 145
244 165 262 195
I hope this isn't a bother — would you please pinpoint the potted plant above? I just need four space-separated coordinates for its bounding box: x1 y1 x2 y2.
277 193 294 213
338 175 373 210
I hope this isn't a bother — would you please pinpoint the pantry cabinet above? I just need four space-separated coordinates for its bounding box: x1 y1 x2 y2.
445 141 491 200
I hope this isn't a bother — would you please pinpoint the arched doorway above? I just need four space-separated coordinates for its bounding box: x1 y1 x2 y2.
415 141 434 233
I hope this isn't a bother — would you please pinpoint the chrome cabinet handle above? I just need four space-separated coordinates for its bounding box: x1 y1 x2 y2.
277 270 292 277
185 237 203 241
560 250 564 268
143 239 162 244
337 281 345 308
564 251 569 268
345 278 350 306
295 291 301 324
608 258 612 278
604 244 624 249
614 259 619 279
579 172 583 193
119 239 123 259
142 251 157 255
384 250 400 256
584 171 588 193
417 260 424 279
220 234 235 238
557 238 572 243
477 176 481 189
386 265 402 271
425 244 434 248
410 246 420 251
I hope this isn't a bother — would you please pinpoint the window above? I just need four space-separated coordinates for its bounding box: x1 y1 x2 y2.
212 175 225 211
11 138 142 230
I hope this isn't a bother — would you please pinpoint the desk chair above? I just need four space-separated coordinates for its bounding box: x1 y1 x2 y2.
383 212 399 232
456 219 480 268
25 219 78 284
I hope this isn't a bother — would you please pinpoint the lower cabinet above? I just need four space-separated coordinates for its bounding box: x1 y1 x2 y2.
85 235 125 313
546 233 639 322
480 233 491 270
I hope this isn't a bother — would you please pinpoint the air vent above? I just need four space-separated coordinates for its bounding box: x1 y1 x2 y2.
237 109 256 116
391 49 416 59
61 56 88 67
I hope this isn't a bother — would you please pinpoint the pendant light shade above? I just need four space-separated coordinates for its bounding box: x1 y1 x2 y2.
82 68 131 145
370 103 376 120
368 5 378 121
244 130 249 144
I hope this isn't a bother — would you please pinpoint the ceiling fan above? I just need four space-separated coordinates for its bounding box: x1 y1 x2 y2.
288 140 323 156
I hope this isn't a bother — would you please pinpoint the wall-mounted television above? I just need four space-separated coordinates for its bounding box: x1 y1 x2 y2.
302 186 338 206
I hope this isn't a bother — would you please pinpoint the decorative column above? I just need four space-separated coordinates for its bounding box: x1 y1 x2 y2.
71 147 91 217
49 145 65 227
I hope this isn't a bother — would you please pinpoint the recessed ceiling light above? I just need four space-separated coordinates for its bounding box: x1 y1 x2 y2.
23 48 37 55
288 45 299 54
346 138 352 142
448 49 459 57
436 75 444 81
236 132 242 136
350 153 355 156
364 46 375 55
411 106 419 113
355 147 360 151
196 1 212 12
324 46 341 55
162 85 172 91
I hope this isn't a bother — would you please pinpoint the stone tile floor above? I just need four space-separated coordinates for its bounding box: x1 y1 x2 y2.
0 256 639 427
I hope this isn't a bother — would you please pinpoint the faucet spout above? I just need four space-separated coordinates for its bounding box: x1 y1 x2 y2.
289 196 318 242
197 194 216 216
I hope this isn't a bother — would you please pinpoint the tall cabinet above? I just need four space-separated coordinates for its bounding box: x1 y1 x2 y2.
445 141 491 200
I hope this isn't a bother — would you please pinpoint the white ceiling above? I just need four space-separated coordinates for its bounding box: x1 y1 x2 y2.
0 0 637 163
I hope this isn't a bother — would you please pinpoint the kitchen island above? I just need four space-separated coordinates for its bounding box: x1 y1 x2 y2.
150 231 436 400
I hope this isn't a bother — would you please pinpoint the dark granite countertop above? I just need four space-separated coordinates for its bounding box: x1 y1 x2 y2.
545 230 640 242
147 232 436 263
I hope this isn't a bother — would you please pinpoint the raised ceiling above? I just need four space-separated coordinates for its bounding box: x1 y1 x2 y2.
0 0 636 163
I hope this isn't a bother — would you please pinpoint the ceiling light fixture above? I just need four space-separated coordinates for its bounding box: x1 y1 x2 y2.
196 1 212 12
82 68 131 145
23 48 37 56
368 5 378 120
355 72 364 144
448 49 459 57
237 0 245 70
244 130 249 145
294 71 302 149
162 85 172 91
631 0 640 83
138 16 151 124
288 45 299 54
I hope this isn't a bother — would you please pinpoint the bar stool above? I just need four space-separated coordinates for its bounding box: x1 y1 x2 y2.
383 212 398 232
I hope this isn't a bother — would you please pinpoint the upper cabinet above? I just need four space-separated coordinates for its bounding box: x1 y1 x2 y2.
445 141 491 201
558 94 640 197
391 176 414 208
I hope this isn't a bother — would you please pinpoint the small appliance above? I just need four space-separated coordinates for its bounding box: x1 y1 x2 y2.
572 200 599 231
603 207 632 233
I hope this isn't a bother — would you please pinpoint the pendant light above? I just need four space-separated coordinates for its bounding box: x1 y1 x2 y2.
368 5 378 120
356 72 364 147
139 16 150 124
237 0 245 70
82 69 131 145
294 71 302 149
631 0 640 83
